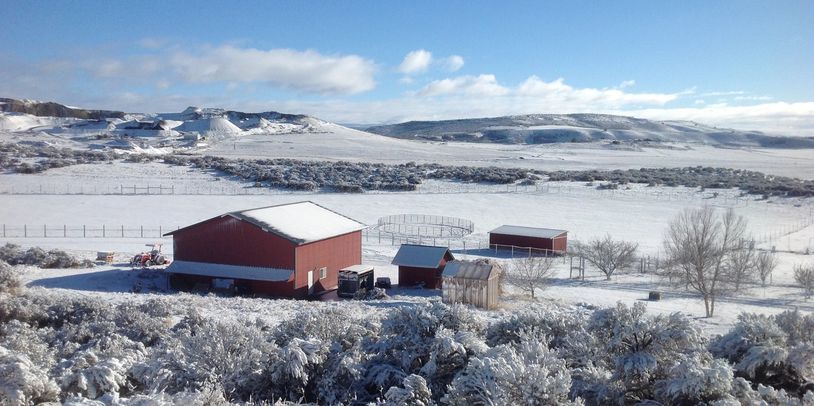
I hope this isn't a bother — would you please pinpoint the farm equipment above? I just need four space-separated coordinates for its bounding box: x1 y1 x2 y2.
131 243 169 267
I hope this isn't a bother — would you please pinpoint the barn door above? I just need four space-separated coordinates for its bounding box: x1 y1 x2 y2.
307 270 315 295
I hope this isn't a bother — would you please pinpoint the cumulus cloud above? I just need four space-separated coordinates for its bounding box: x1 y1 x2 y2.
517 76 678 106
416 74 509 97
619 79 635 89
398 49 433 74
170 45 376 94
443 55 465 72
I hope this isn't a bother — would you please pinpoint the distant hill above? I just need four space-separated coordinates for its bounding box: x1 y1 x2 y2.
366 113 814 148
0 98 125 120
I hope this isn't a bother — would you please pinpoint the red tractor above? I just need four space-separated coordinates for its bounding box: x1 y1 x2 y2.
131 243 169 267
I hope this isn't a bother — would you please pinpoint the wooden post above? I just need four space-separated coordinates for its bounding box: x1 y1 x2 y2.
103 225 105 237
63 225 66 237
159 225 162 237
140 225 144 238
24 225 27 237
121 225 124 237
44 225 46 238
83 225 86 238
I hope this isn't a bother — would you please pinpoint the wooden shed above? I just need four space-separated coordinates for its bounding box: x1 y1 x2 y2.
391 244 454 289
489 225 567 255
163 201 366 298
442 259 502 310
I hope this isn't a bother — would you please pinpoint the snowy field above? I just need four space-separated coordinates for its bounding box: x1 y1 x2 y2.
2 163 813 335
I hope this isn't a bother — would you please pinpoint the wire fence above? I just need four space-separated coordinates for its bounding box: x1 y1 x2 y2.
375 214 475 238
0 181 760 206
0 224 181 239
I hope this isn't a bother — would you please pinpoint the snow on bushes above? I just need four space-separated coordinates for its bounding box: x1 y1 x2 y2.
0 243 94 269
0 281 812 404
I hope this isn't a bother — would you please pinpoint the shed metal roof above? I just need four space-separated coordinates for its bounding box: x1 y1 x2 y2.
489 225 567 239
166 201 367 245
165 260 293 282
442 260 500 281
391 244 453 268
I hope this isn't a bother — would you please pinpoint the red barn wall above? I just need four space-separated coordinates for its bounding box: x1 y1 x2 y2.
490 233 568 253
294 230 362 296
172 216 297 270
398 254 450 289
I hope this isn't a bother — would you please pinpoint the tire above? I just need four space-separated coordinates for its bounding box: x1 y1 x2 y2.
145 260 154 267
155 255 166 265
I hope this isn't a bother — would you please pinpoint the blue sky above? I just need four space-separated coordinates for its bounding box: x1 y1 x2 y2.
1 1 812 133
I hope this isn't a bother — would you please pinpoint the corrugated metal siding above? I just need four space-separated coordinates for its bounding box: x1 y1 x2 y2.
172 216 297 271
295 230 362 295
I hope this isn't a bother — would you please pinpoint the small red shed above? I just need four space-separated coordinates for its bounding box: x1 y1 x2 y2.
391 244 455 289
489 225 568 254
164 201 366 298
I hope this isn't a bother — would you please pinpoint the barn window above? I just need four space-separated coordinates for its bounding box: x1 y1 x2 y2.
319 267 327 279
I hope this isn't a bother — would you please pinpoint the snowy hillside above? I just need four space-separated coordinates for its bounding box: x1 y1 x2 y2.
366 113 814 147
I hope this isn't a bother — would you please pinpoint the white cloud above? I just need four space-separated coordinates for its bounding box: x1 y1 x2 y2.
619 79 635 89
443 55 465 72
517 76 678 106
416 74 510 97
170 45 376 95
398 49 433 74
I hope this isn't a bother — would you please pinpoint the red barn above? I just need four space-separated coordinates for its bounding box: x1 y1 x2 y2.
391 244 455 289
164 201 366 298
489 225 568 254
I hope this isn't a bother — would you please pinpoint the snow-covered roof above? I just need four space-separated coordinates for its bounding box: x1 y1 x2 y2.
391 244 453 268
442 260 500 281
165 260 293 282
489 225 567 239
228 201 367 244
340 265 375 274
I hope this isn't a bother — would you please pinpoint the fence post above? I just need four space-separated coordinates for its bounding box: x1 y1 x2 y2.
44 225 46 238
83 225 86 238
121 225 124 237
103 225 105 237
159 225 162 237
24 225 27 237
2 224 4 238
63 225 66 237
141 225 144 238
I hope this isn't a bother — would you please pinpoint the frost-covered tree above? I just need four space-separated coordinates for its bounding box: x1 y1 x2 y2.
576 234 638 280
662 207 748 317
506 255 557 298
755 251 779 287
382 374 434 406
726 239 757 293
793 263 814 300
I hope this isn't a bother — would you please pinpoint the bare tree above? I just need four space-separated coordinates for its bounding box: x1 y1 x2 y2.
662 207 747 317
793 263 814 300
506 255 557 299
754 251 778 287
726 239 756 292
576 234 638 280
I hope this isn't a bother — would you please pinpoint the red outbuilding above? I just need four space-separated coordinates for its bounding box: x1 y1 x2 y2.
489 225 568 254
164 201 366 298
391 244 455 289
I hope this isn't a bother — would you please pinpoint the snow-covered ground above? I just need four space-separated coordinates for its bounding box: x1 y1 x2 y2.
2 167 813 335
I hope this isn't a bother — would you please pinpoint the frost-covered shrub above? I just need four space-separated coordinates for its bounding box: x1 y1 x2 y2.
711 311 814 396
138 317 274 401
382 374 433 406
443 338 580 405
56 334 147 399
0 243 93 268
573 302 706 404
486 305 587 348
655 355 736 405
0 260 21 295
0 345 60 405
